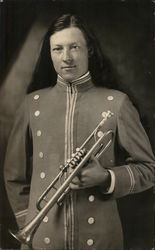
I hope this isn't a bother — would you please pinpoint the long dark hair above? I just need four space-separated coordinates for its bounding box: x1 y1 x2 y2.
27 14 118 93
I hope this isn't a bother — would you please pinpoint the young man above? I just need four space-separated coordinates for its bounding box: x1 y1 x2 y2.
4 14 155 250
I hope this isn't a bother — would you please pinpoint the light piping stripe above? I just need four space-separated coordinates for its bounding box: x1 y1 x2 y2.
70 85 77 250
64 203 67 250
72 71 90 82
129 165 135 193
57 71 91 87
73 76 91 85
65 87 69 163
129 166 135 192
64 84 77 250
67 85 77 250
15 209 28 218
64 87 70 250
71 86 77 158
68 88 72 159
126 165 135 193
126 165 133 193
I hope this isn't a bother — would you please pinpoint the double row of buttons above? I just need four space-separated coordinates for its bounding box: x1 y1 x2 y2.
33 94 97 247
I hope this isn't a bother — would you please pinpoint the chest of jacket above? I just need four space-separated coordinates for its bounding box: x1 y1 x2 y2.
24 85 124 249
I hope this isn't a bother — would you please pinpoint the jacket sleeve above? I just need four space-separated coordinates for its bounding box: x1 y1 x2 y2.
110 94 155 198
4 96 32 228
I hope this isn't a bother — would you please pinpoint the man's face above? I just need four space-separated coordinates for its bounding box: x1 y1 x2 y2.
50 27 89 82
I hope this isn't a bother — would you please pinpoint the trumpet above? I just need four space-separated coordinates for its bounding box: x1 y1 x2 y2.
9 110 114 248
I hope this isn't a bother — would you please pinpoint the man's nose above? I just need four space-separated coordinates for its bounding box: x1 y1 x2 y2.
62 48 72 62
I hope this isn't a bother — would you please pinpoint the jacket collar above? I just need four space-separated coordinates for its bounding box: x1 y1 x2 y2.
56 71 93 92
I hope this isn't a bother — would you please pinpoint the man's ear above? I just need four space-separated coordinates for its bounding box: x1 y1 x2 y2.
88 46 94 57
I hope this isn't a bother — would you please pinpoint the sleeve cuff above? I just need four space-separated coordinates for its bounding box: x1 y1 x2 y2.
103 169 115 194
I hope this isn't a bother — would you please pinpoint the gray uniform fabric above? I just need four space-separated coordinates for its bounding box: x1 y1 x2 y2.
4 74 155 250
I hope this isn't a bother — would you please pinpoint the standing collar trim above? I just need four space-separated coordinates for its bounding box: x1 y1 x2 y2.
57 71 92 88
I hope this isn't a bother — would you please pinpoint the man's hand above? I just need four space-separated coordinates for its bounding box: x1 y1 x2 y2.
70 155 111 190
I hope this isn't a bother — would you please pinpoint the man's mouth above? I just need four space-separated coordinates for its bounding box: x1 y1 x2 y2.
61 66 76 69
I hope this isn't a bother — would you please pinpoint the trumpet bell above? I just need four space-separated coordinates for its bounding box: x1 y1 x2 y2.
9 229 32 247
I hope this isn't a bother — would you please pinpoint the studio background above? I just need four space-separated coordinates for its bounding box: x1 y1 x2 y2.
0 0 154 249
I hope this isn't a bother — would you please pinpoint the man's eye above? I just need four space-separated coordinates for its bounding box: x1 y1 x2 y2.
71 45 79 50
53 47 62 52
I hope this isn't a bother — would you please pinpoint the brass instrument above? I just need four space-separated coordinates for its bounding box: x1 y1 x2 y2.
9 110 114 248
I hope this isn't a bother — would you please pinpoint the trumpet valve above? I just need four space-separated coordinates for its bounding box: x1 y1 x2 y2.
97 131 104 138
68 148 86 169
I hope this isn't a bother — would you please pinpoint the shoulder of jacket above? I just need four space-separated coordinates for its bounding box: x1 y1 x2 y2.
95 88 131 114
103 88 127 98
94 87 127 101
26 87 52 101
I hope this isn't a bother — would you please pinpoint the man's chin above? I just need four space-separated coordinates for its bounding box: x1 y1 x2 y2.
61 73 77 82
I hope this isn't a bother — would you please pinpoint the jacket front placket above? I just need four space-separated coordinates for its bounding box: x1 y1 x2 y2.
64 83 78 250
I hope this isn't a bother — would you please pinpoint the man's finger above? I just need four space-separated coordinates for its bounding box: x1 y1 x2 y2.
71 176 80 185
70 182 83 190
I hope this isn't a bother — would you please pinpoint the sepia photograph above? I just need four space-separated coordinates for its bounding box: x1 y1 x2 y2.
0 0 155 249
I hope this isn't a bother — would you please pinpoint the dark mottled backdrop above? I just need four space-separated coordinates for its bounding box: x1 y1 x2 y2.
0 0 154 249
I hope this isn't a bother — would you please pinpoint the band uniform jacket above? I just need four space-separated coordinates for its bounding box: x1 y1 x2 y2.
4 73 155 250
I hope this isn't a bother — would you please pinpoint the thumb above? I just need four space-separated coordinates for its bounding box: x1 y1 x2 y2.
90 154 102 168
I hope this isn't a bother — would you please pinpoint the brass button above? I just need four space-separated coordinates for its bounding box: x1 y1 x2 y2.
44 237 50 244
88 195 95 202
107 95 114 101
34 110 40 117
34 94 39 100
88 217 95 224
43 216 48 223
87 239 94 246
40 172 45 179
39 152 44 158
37 130 42 136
